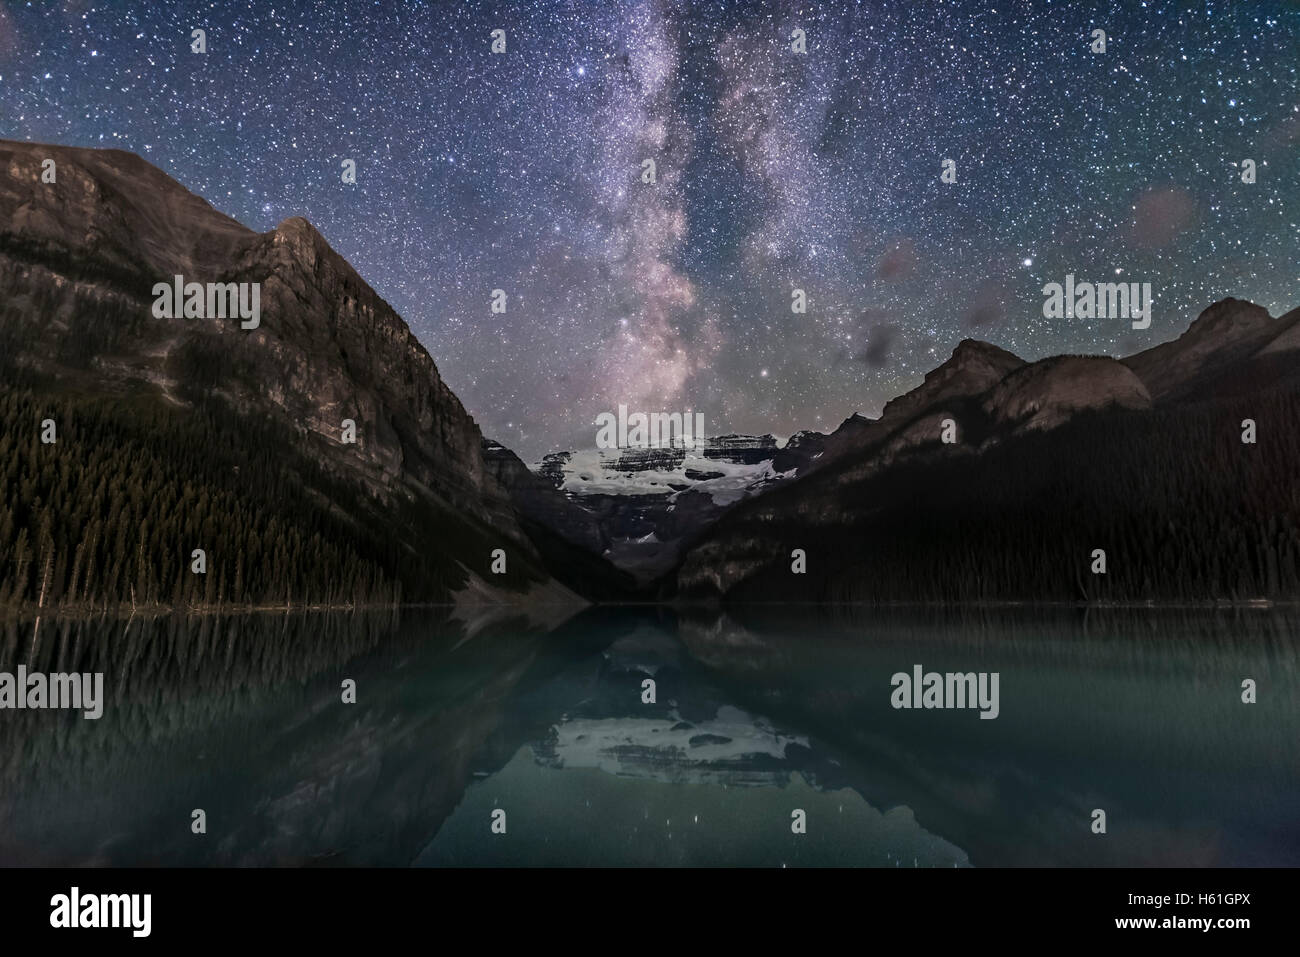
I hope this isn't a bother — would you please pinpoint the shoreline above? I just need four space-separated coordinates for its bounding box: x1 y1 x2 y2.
0 596 1293 623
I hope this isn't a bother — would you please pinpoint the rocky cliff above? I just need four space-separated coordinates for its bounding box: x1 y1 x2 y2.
0 139 576 608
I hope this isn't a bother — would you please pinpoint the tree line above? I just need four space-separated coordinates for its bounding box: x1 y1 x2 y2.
0 381 525 614
688 387 1300 603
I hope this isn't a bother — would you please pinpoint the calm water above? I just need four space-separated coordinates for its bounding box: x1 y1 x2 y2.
0 605 1296 866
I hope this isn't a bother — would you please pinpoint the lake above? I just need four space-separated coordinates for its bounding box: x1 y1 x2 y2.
1 604 1296 866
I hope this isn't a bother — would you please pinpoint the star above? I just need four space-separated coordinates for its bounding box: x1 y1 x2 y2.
1 0 1292 460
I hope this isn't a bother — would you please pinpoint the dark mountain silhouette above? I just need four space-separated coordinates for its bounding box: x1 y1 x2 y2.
480 439 640 600
1122 297 1300 400
5 141 1296 610
668 298 1300 603
0 139 626 611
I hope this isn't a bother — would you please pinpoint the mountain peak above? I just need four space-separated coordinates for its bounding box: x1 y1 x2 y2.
0 139 610 605
984 355 1151 433
1186 297 1272 334
1 139 255 284
274 215 323 239
876 336 1024 425
1122 297 1283 399
0 140 543 566
266 215 335 272
948 338 1023 368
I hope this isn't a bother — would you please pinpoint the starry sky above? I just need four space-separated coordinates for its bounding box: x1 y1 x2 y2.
2 0 1297 460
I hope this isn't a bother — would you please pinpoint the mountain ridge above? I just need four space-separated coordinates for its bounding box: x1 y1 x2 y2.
0 138 612 609
5 139 1297 608
665 296 1300 602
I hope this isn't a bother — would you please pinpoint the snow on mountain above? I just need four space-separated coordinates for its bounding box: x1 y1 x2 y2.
528 435 803 583
538 444 791 505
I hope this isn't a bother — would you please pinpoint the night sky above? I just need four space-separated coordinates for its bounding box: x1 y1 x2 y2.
2 0 1297 460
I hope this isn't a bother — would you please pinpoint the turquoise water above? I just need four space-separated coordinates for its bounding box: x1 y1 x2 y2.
0 605 1296 866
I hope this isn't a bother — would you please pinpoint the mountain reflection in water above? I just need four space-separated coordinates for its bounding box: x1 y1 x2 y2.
0 604 1295 867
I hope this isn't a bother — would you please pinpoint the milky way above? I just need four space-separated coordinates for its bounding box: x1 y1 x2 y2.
1 0 1297 459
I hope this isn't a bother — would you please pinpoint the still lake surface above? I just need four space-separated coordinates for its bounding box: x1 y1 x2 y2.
1 605 1296 866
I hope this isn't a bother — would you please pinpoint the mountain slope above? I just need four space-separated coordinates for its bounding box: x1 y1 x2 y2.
799 339 1027 473
1122 297 1300 401
671 298 1300 603
481 439 641 600
0 139 580 610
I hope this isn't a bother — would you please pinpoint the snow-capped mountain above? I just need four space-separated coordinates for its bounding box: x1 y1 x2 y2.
528 435 809 582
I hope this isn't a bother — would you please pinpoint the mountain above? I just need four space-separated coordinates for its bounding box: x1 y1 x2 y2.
8 141 1294 612
0 139 598 610
521 435 797 583
480 439 640 600
1122 297 1300 400
670 298 1300 603
786 339 1028 476
982 355 1150 433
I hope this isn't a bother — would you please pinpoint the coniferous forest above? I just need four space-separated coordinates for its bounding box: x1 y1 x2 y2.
674 385 1300 603
0 377 547 615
